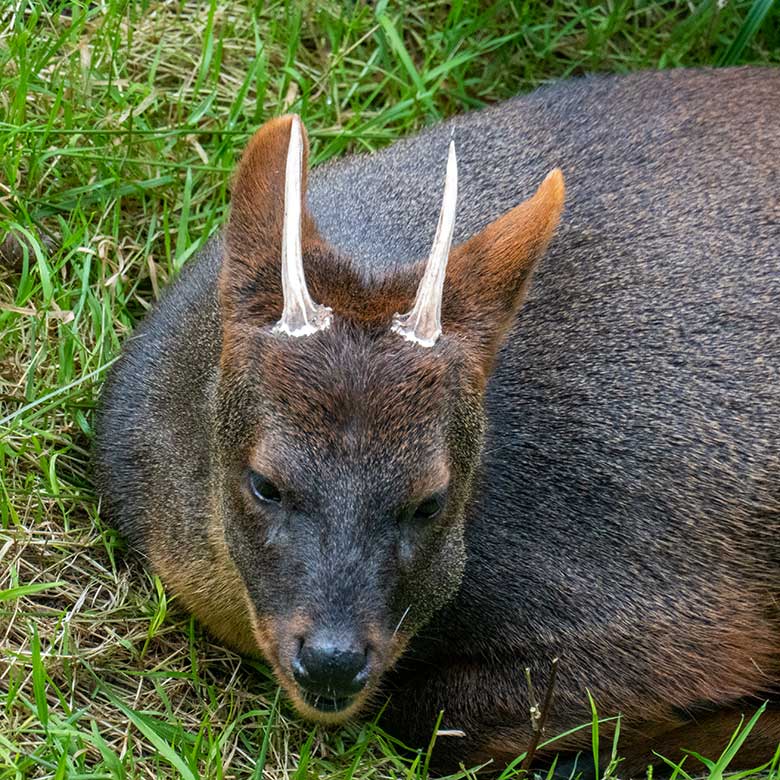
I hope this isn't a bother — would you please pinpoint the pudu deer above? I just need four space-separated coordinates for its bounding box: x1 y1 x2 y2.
95 67 780 775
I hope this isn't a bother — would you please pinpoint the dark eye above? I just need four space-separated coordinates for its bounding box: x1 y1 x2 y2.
248 472 282 504
412 494 444 522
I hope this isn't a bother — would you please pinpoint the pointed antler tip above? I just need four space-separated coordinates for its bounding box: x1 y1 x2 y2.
391 139 459 348
274 115 331 338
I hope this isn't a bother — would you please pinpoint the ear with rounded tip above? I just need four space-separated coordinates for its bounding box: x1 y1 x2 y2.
442 168 565 371
226 115 318 256
220 115 323 326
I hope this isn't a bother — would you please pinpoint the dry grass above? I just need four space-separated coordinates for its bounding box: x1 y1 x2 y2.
1 1 779 777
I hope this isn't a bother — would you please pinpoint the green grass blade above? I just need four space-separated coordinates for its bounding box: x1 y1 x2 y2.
104 690 197 780
0 582 65 602
376 13 434 112
718 0 775 65
707 702 767 778
587 690 599 778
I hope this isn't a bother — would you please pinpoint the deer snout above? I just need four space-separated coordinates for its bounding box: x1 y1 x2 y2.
291 630 372 712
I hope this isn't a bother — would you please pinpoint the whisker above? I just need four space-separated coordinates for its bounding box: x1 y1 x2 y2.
393 605 412 637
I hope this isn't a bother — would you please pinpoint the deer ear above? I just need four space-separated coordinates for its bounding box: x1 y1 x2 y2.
226 115 319 257
220 115 322 324
442 168 565 370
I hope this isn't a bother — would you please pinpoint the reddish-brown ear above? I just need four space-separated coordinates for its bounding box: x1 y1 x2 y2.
227 115 319 257
442 168 565 370
220 115 321 324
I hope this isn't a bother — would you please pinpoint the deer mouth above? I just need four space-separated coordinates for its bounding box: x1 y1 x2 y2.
299 689 356 713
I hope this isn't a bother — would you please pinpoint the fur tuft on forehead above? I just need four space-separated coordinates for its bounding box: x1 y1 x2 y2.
251 317 460 427
224 245 419 332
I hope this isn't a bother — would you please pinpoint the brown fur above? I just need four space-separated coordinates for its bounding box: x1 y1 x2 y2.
450 584 780 773
148 516 258 657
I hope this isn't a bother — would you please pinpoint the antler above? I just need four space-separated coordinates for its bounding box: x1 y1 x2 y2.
391 140 458 347
272 116 333 337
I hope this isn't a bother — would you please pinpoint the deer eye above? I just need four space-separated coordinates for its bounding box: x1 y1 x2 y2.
412 493 445 522
249 472 282 504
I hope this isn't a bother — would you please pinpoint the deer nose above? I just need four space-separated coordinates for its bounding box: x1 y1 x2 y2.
292 634 370 701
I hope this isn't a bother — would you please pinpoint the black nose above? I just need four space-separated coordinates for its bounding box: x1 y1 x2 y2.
292 634 370 701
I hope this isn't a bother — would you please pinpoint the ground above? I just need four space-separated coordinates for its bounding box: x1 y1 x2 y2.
1 1 779 778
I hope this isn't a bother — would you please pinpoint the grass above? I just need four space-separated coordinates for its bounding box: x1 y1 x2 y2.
1 0 779 777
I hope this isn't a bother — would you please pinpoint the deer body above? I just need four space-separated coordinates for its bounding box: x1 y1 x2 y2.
96 68 780 773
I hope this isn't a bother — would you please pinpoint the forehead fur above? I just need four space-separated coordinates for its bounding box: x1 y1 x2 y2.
222 319 463 501
255 319 459 442
219 237 490 465
223 240 421 328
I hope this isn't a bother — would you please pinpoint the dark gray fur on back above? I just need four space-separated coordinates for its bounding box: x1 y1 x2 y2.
95 67 780 763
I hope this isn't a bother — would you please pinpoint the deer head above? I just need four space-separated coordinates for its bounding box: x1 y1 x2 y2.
215 115 564 721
